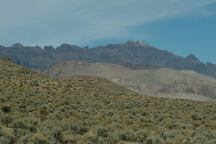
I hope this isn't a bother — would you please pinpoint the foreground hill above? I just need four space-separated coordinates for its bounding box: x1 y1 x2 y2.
47 61 216 101
0 59 216 143
1 41 216 78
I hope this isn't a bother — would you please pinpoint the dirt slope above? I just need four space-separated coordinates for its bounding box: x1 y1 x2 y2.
47 61 216 101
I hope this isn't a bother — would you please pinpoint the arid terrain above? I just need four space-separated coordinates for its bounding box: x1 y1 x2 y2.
1 0 216 143
0 59 216 144
47 61 216 101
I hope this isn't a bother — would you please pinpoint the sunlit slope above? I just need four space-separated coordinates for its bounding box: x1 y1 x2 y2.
47 61 216 101
0 59 216 144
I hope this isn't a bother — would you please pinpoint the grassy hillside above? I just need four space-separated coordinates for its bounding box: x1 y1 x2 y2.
0 59 216 144
47 61 216 101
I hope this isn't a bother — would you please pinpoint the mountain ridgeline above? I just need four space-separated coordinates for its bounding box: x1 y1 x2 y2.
1 41 216 78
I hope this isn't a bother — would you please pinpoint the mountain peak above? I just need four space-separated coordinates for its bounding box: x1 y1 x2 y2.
124 40 149 47
57 43 80 50
59 43 72 48
186 54 200 62
11 43 24 48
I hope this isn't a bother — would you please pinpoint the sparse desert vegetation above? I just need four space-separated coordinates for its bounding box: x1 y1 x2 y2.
0 59 216 144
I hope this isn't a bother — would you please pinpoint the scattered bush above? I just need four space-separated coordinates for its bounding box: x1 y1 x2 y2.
192 113 203 121
0 126 14 144
1 104 11 113
52 129 63 142
27 133 48 144
97 127 109 137
161 130 180 140
146 135 164 144
0 136 13 144
118 131 134 142
70 124 88 135
135 129 150 142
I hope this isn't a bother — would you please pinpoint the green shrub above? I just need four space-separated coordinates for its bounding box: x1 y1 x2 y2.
0 136 13 144
1 116 13 126
13 120 36 133
0 126 14 144
19 133 49 144
207 139 216 144
70 124 88 135
191 113 203 121
39 106 48 121
1 104 11 113
0 126 3 136
118 131 134 142
161 130 180 140
146 135 164 144
52 129 63 142
135 129 150 142
97 127 109 137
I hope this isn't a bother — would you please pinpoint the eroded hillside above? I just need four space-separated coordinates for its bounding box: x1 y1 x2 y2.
47 61 216 101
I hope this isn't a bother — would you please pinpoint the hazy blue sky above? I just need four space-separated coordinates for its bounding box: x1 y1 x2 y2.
0 0 216 63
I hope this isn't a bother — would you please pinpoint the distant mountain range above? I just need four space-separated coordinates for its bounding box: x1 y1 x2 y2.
1 41 216 78
47 61 216 101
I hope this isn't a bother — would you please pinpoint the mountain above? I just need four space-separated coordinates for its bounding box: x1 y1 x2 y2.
47 61 216 101
1 41 216 78
0 59 216 143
